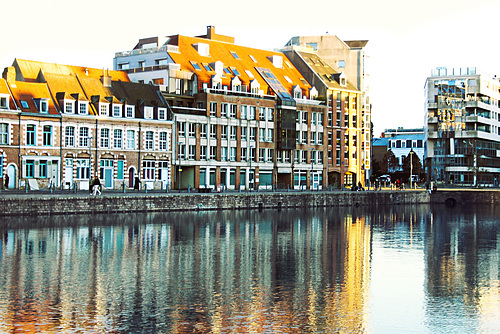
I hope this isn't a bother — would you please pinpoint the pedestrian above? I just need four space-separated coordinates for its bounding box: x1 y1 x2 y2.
93 176 101 195
396 179 400 190
134 176 140 191
4 174 9 189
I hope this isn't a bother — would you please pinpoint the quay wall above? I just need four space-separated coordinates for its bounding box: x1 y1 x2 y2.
0 189 498 216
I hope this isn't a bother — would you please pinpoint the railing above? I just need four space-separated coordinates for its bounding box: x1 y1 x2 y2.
204 88 276 100
115 45 178 58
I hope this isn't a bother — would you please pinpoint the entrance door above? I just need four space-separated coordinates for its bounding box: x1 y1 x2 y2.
64 159 73 189
129 168 135 188
104 168 113 188
7 165 15 189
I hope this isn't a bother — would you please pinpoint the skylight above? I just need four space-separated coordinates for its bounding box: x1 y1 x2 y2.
249 55 257 63
21 100 29 108
202 63 213 72
230 67 240 76
230 51 240 60
190 61 202 71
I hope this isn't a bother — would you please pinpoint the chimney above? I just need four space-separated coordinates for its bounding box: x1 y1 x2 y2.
100 68 111 87
2 67 17 88
207 26 215 40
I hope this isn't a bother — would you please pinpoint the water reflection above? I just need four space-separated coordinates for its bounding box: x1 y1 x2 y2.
0 205 498 333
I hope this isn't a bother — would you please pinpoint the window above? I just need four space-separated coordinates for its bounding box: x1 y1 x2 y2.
188 123 196 137
158 108 166 120
27 124 36 145
209 146 216 160
112 105 121 117
221 147 227 161
230 104 237 118
178 122 185 137
100 128 110 148
145 131 154 150
79 103 88 115
65 126 75 147
241 127 247 140
39 100 48 113
26 160 35 178
259 107 265 120
230 67 240 76
311 132 316 144
268 149 274 162
302 131 308 144
241 147 247 160
0 96 8 109
249 127 256 141
302 111 308 124
143 160 155 180
200 146 207 160
318 132 323 144
259 148 265 162
126 106 134 118
65 101 73 113
159 132 168 150
230 147 236 161
0 123 8 144
202 63 213 72
190 61 202 71
20 100 29 108
241 105 247 119
230 126 237 140
114 129 122 148
76 159 89 179
259 128 265 142
100 104 108 116
127 130 135 149
249 106 256 120
221 103 228 117
221 125 227 140
210 102 217 116
210 124 217 139
200 124 207 138
345 96 349 110
79 127 89 147
230 51 240 60
406 139 412 148
188 145 196 160
39 160 47 178
268 108 274 122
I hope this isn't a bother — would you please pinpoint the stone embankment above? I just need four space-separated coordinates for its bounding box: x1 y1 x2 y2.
0 189 498 216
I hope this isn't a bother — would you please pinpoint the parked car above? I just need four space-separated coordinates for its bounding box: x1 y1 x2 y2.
378 175 391 183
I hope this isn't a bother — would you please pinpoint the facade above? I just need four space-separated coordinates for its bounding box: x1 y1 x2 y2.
425 67 500 186
115 26 348 190
383 128 425 169
282 48 365 187
0 59 173 190
284 35 371 184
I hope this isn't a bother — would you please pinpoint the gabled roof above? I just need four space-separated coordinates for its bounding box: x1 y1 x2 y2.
77 75 121 115
9 81 59 115
296 50 359 92
13 59 130 83
42 72 89 112
166 34 311 97
111 81 167 119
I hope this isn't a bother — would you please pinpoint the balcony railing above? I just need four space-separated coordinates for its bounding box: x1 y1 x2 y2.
204 88 276 100
115 45 178 58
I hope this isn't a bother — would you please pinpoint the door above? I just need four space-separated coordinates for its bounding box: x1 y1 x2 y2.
129 168 135 188
104 168 113 188
7 165 15 189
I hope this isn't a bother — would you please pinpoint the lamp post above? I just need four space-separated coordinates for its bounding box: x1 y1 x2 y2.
88 136 93 186
310 147 315 190
409 149 414 189
249 144 254 191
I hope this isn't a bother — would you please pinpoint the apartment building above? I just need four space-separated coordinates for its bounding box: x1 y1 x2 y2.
115 26 330 190
425 67 500 186
1 59 173 190
282 48 364 187
284 35 371 185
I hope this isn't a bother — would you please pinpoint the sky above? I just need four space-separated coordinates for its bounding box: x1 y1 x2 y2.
3 0 500 136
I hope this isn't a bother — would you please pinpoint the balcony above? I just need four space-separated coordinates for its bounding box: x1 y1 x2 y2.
115 45 179 58
204 88 276 100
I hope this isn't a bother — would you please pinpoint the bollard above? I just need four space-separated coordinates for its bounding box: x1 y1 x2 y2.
25 182 29 193
122 183 126 193
144 183 148 194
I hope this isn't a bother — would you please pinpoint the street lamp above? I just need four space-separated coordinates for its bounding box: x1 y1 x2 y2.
409 149 414 189
310 147 315 190
88 136 93 186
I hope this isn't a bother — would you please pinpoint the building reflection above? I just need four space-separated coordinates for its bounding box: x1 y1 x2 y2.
0 205 498 332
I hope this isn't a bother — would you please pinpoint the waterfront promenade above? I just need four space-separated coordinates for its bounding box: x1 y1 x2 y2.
1 185 499 216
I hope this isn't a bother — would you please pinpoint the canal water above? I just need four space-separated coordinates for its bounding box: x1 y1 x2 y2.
0 204 498 333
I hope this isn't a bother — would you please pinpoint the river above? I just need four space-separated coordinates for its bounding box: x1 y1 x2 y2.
0 204 498 333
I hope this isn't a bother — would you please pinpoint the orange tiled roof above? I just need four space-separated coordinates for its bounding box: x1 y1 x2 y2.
9 81 59 115
13 59 130 83
0 79 17 110
168 35 312 97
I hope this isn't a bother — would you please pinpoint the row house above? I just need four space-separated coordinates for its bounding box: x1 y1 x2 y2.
0 59 173 190
115 26 334 190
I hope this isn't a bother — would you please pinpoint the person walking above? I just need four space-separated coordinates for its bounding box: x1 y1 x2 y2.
134 176 140 191
92 176 101 196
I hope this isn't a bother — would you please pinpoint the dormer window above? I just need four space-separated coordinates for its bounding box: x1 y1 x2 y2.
231 76 241 91
158 107 167 120
268 55 283 69
250 80 260 95
144 106 153 119
34 99 49 113
0 95 9 109
64 100 75 114
79 102 89 115
112 105 121 117
193 43 210 57
125 105 135 118
310 87 318 100
293 86 302 99
99 103 109 116
212 75 222 90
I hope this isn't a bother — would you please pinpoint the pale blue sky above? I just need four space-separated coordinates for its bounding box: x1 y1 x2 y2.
4 0 500 136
